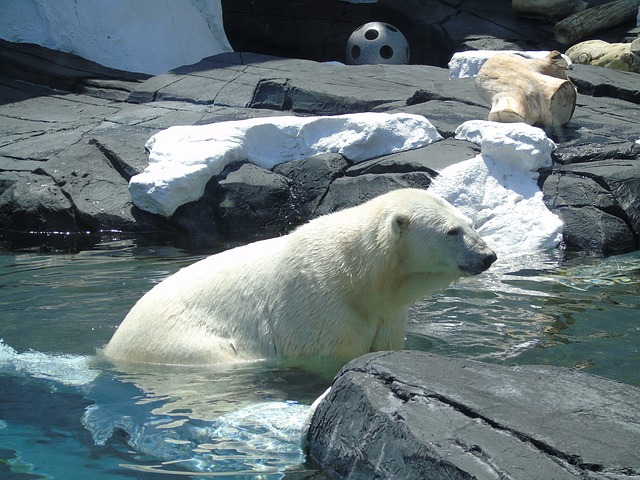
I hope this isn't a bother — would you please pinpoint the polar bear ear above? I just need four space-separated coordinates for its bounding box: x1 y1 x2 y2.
392 213 411 234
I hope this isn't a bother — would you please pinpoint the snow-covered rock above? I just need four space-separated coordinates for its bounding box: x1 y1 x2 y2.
430 121 563 259
132 115 563 257
0 0 231 75
455 120 556 172
131 112 442 217
448 50 572 79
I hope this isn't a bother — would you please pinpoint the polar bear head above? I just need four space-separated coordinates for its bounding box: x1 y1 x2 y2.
379 189 496 296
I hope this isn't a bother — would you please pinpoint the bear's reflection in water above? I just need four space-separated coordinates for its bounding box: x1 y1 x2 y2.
84 357 336 475
101 356 338 421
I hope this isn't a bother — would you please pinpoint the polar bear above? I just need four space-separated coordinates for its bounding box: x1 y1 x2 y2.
104 188 496 365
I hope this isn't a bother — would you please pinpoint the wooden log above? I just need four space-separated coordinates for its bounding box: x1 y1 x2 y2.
566 38 640 72
475 52 576 129
554 0 640 45
512 0 589 22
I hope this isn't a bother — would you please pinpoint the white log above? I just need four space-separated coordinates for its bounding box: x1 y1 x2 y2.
475 52 576 129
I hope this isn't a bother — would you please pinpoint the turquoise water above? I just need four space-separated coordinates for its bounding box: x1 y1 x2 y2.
0 238 639 478
408 250 640 386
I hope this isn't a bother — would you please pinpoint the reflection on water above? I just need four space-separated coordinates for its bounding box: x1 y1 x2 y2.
408 250 640 386
0 240 203 355
0 239 639 478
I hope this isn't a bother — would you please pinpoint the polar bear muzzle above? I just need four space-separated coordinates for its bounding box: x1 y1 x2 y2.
460 249 497 275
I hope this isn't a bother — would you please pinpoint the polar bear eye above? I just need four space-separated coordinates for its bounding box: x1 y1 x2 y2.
447 227 461 236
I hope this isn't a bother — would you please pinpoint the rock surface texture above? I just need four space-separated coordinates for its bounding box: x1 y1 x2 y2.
305 351 640 479
1 13 639 253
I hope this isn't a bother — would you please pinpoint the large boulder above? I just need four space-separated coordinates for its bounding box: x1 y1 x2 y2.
541 158 640 253
305 351 640 479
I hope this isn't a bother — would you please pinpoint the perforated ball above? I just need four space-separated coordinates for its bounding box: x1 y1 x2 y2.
345 22 410 65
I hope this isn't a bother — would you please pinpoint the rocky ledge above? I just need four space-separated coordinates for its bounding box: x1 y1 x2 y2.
304 350 640 479
0 38 639 253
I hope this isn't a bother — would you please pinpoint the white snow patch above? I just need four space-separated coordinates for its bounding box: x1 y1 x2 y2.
430 120 563 260
448 50 572 79
131 112 442 217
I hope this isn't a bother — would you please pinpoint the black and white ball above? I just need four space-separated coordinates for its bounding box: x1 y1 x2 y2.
345 22 410 65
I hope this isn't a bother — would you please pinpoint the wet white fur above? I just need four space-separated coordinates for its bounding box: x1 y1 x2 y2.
104 188 494 365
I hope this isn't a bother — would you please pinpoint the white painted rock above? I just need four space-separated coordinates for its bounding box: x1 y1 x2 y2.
454 120 556 172
430 120 563 259
0 0 231 74
448 50 572 79
130 112 442 217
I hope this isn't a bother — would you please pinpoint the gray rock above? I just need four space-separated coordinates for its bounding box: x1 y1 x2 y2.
552 142 640 166
315 171 434 217
1 34 639 254
0 141 139 235
541 159 640 253
554 206 636 254
398 99 490 139
310 140 478 217
542 175 617 211
133 51 461 117
273 153 351 223
556 95 640 147
0 171 77 233
568 64 640 106
90 133 151 180
305 351 640 479
204 162 292 236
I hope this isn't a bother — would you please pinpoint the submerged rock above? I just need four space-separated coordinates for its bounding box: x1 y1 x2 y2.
305 351 640 479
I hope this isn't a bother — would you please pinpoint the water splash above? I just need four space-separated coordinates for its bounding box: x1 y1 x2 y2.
0 339 99 388
0 340 315 477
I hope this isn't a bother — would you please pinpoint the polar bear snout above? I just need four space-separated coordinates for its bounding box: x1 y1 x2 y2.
462 249 497 275
480 250 498 272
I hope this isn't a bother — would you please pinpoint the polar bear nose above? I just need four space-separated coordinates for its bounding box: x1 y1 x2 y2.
463 250 497 275
483 251 498 270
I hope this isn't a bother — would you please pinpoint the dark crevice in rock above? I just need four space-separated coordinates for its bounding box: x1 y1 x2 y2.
89 138 137 182
406 89 485 108
248 78 293 111
425 391 588 474
0 154 48 163
214 65 252 106
310 174 340 219
30 167 85 231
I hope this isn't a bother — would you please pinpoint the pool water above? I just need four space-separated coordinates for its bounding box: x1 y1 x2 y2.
0 238 638 479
